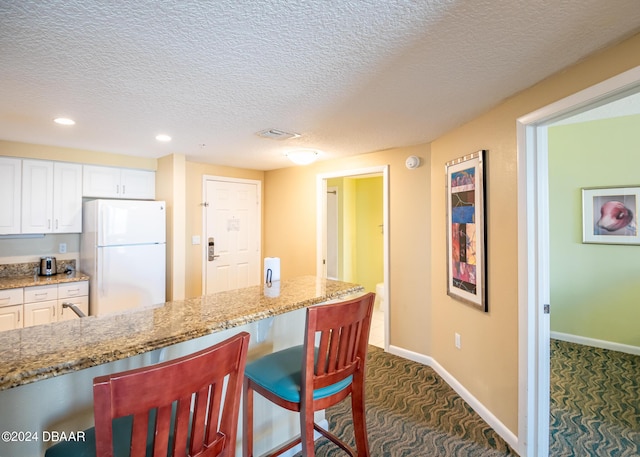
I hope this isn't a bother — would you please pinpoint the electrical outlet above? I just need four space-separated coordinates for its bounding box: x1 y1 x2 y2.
455 332 461 349
59 243 67 254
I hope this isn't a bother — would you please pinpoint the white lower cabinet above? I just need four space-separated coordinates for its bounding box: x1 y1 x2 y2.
1 281 89 330
0 305 22 331
58 281 89 320
24 300 57 327
23 284 58 328
0 288 24 331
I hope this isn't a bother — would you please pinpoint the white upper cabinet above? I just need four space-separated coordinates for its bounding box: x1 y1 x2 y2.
120 168 156 199
83 165 155 200
53 162 83 232
21 160 54 234
0 157 22 235
21 160 82 234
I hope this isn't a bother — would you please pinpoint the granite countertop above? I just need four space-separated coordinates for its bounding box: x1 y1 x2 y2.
0 276 364 391
0 271 90 290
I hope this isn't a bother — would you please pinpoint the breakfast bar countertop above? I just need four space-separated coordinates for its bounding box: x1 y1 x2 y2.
0 276 364 391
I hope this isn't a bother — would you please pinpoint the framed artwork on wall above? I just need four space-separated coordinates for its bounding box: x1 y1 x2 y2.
582 186 639 245
446 150 487 311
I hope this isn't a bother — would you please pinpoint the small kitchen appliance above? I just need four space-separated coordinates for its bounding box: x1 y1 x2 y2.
39 256 57 276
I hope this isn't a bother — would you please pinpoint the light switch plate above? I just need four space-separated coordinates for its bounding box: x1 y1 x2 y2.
192 235 201 245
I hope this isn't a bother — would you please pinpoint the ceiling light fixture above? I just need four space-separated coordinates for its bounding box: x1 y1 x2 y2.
286 149 320 165
54 117 75 125
155 134 172 142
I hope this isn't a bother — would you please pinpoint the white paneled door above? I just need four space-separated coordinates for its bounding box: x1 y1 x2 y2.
205 178 260 294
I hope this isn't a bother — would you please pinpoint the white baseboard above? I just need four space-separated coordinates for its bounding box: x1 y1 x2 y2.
387 345 519 453
550 331 640 356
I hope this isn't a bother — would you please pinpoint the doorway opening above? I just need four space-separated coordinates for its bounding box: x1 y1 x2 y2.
317 165 390 350
517 65 640 457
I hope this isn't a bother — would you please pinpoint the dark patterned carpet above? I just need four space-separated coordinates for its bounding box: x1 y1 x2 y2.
300 346 517 456
550 339 640 457
296 342 639 457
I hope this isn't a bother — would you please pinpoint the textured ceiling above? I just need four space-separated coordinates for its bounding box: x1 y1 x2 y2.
1 1 639 170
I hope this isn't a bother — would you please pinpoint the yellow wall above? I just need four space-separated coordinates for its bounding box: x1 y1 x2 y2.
325 176 383 290
354 176 383 293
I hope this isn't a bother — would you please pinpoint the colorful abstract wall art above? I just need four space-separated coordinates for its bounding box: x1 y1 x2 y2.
446 150 487 311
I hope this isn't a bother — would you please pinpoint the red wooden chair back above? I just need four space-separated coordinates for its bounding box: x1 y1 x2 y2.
93 331 250 457
303 294 374 404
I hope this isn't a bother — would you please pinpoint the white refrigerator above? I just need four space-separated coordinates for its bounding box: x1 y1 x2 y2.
81 199 166 316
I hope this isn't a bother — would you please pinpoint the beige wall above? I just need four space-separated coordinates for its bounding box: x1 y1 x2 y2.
157 154 186 301
0 140 157 170
263 32 640 435
3 31 639 441
183 161 264 298
429 33 640 432
264 143 432 351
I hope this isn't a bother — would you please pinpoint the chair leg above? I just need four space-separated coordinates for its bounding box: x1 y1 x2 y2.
351 380 370 457
243 378 254 457
300 402 316 457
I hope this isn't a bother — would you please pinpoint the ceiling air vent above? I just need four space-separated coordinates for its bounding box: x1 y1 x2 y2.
255 128 301 141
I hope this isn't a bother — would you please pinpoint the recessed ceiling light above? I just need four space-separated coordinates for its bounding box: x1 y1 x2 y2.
155 134 172 142
54 117 75 126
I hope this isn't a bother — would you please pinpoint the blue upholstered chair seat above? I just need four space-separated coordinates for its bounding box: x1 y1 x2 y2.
45 415 140 457
244 345 352 403
45 411 163 457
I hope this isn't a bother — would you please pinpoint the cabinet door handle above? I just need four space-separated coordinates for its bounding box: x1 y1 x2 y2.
55 219 59 229
48 219 51 229
122 185 126 195
116 184 120 194
17 310 21 323
53 306 56 317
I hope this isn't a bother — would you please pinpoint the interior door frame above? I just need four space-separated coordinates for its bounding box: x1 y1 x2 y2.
316 165 389 349
516 65 640 457
201 175 262 295
326 186 339 279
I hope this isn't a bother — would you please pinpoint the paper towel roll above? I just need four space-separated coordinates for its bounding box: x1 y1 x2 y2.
264 257 281 284
264 281 280 298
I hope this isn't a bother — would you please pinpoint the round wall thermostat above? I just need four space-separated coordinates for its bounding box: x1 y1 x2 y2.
405 155 421 169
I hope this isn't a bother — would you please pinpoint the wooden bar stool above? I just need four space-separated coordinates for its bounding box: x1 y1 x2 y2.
243 293 375 457
45 331 250 457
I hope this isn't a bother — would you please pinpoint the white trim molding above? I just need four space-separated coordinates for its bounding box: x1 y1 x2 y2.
551 332 640 356
388 345 519 452
517 64 640 457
